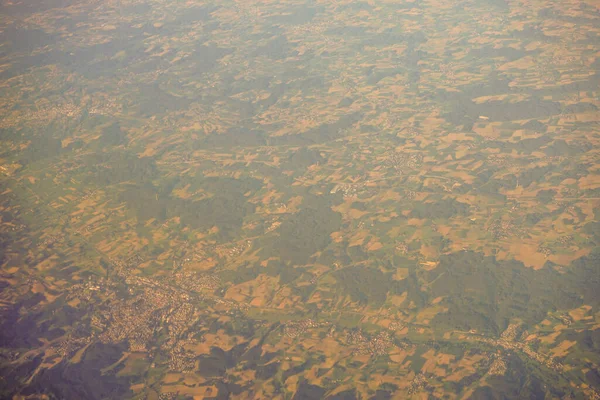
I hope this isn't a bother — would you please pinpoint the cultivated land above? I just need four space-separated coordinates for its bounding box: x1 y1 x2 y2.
0 0 599 399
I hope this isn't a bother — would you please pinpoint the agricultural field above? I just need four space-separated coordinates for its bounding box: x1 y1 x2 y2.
0 0 599 398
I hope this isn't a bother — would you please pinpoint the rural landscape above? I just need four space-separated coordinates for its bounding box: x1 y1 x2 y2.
0 0 599 398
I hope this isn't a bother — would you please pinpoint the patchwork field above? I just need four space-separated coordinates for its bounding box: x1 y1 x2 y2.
0 0 599 398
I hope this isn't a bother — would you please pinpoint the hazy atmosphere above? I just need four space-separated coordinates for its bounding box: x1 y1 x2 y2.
0 0 599 398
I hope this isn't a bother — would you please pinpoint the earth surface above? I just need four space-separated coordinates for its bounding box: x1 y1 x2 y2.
1 0 599 399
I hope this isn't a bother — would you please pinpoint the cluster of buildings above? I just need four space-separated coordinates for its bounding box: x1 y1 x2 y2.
40 234 61 247
265 219 282 234
486 155 511 167
472 332 563 373
402 126 421 138
407 373 430 395
0 101 80 130
283 319 328 339
557 314 573 327
538 244 553 258
216 240 252 259
168 342 197 373
488 219 523 240
87 98 122 117
79 190 97 201
402 190 417 201
388 321 405 331
171 270 221 293
60 251 228 371
96 295 158 350
53 334 92 358
487 355 508 376
439 62 456 81
264 203 288 214
288 19 332 37
346 329 393 356
330 183 364 198
386 152 423 173
6 222 27 232
500 323 522 342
